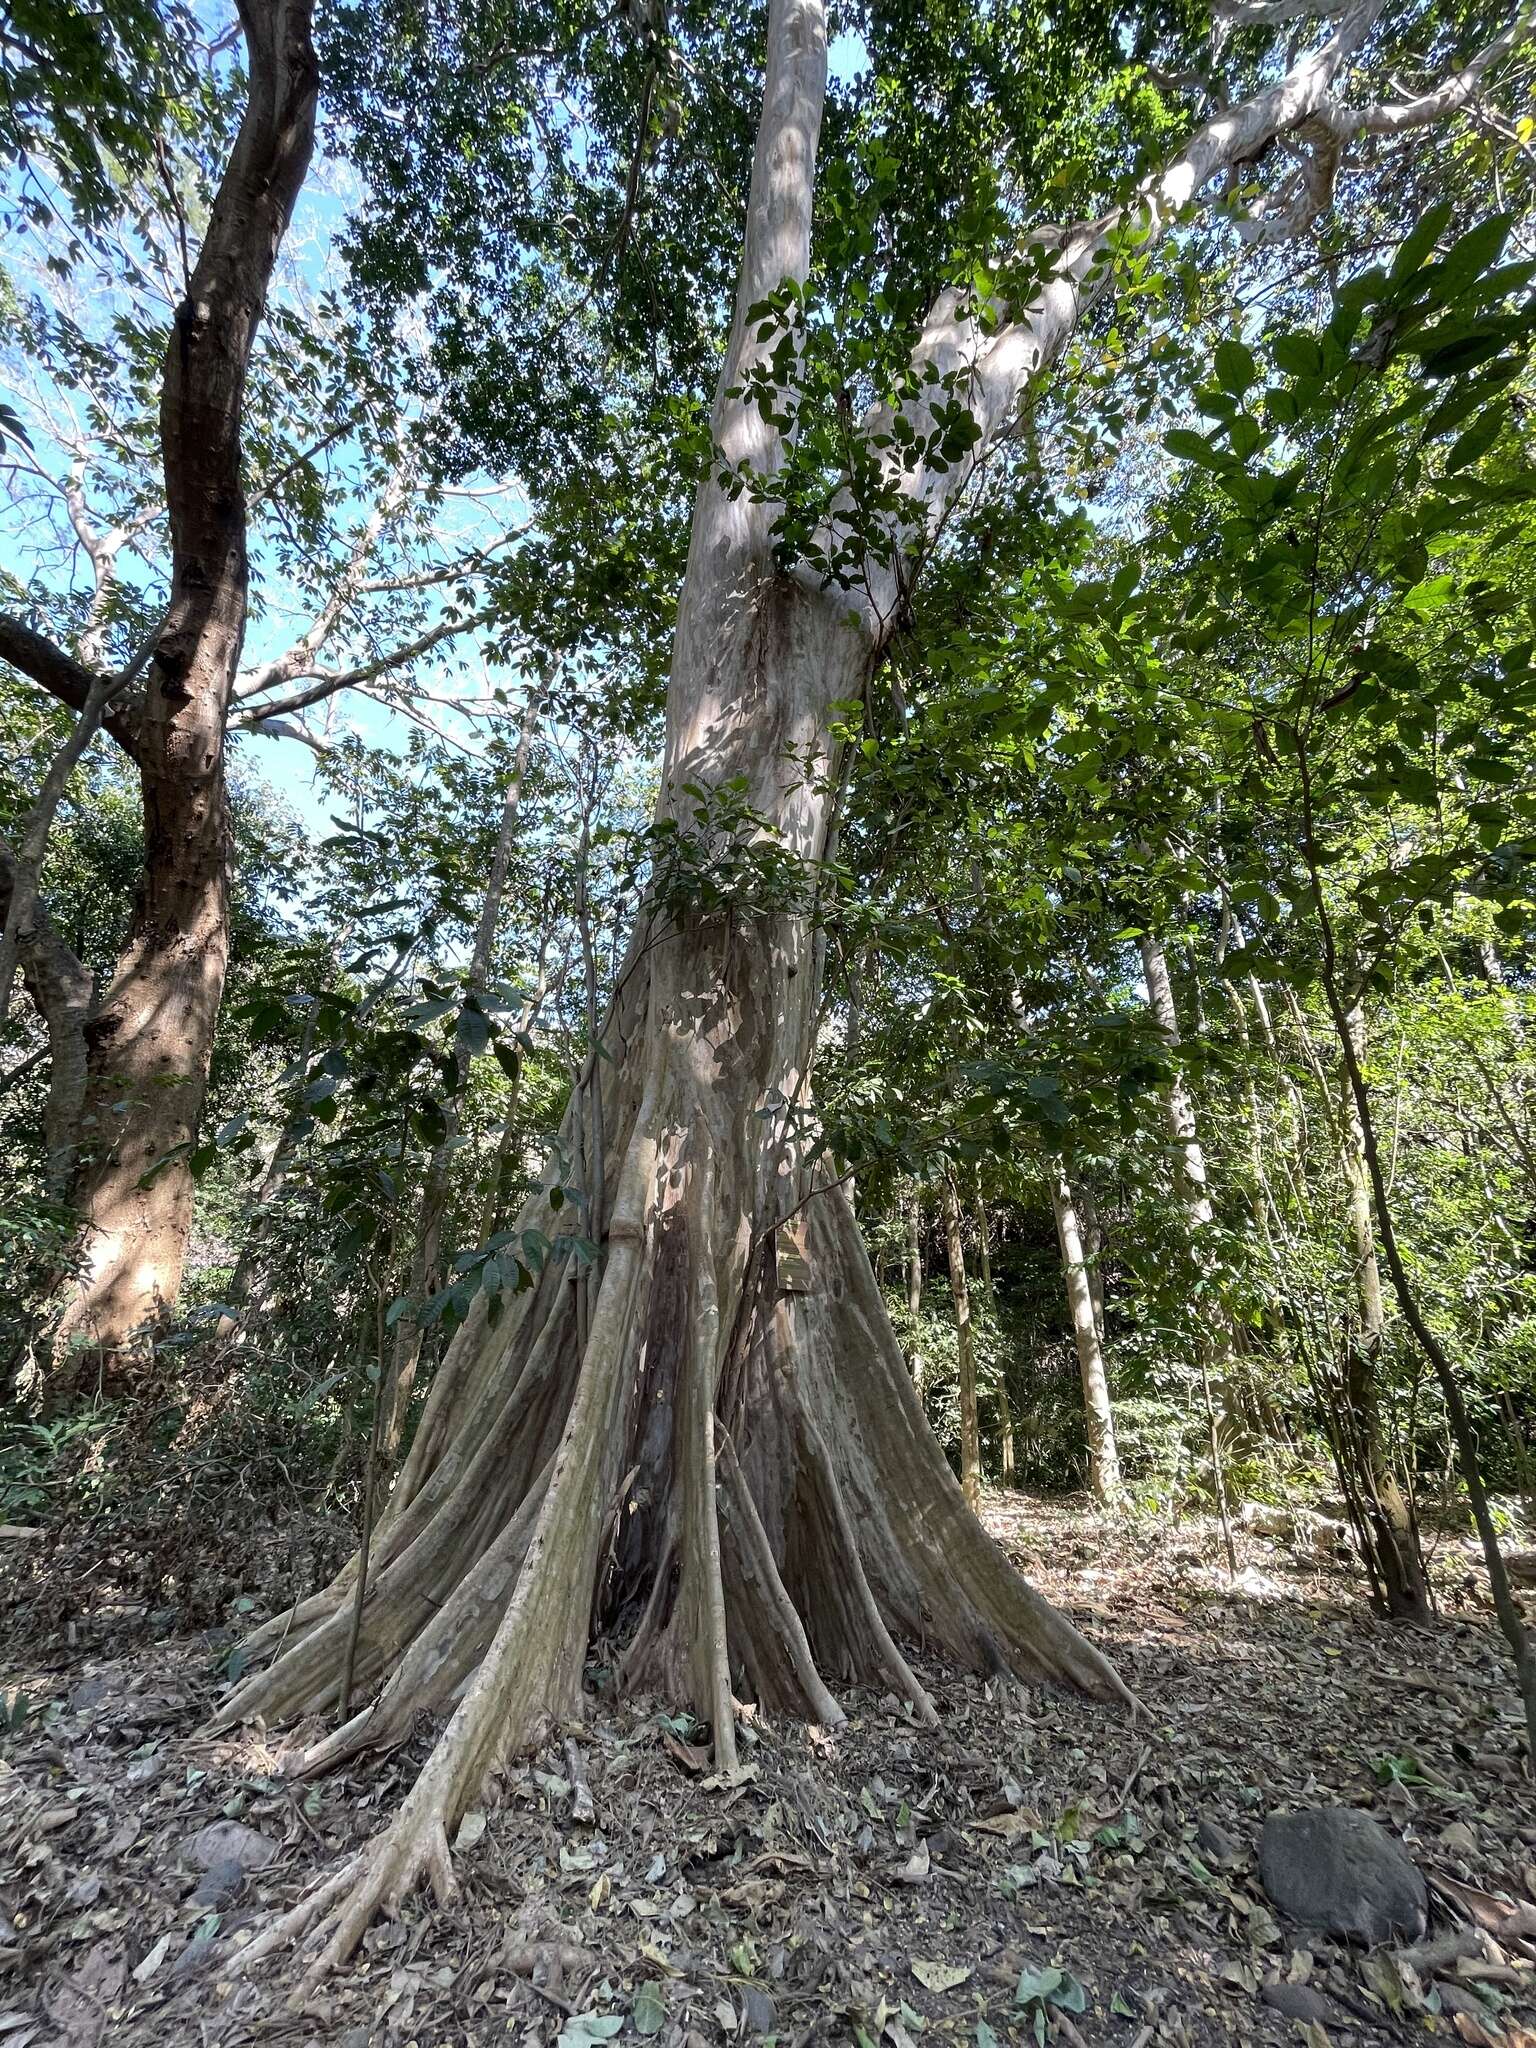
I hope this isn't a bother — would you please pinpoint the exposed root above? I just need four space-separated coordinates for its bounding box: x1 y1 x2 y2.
798 1399 938 1727
213 1046 1134 1975
719 1431 843 1727
224 1851 363 1977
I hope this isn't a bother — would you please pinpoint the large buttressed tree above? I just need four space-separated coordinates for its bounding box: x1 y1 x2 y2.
216 0 1533 1969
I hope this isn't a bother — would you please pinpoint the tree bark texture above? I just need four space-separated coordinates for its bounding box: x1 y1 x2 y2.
1338 1003 1430 1620
53 0 319 1372
1048 1159 1122 1506
942 1170 981 1511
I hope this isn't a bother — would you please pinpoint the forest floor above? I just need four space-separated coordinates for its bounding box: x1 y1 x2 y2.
1 1489 1533 2048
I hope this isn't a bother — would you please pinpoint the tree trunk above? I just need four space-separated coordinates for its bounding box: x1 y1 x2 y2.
213 0 1127 1969
972 1173 1013 1482
1298 754 1536 1758
904 1180 925 1393
1075 1176 1107 1346
1140 929 1236 1558
1339 1003 1430 1620
51 0 319 1376
942 1170 981 1510
380 693 543 1458
0 851 93 1202
1048 1159 1123 1506
1139 930 1216 1232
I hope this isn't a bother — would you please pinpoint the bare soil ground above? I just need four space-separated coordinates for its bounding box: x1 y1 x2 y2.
2 1490 1533 2048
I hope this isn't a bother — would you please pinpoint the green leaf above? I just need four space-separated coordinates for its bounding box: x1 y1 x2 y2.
1164 427 1224 469
1016 1966 1064 2006
557 2015 623 2048
1271 331 1323 380
1390 202 1451 282
632 1983 667 2037
1402 574 1455 617
1214 338 1255 395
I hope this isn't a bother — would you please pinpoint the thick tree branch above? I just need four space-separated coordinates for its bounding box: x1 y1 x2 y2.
0 614 98 715
842 0 1533 632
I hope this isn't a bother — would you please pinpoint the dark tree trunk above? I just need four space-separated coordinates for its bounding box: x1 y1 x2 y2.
54 0 319 1372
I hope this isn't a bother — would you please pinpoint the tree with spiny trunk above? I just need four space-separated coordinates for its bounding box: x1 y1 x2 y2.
207 0 1532 1971
0 0 321 1376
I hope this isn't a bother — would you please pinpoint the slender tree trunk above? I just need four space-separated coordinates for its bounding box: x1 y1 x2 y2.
51 0 319 1376
942 1170 981 1509
1339 1003 1430 1619
1298 752 1536 1756
1275 982 1429 1617
1140 929 1237 1553
380 693 543 1458
904 1181 925 1394
972 1172 1013 1482
0 851 93 1202
1048 1159 1122 1506
1076 1176 1108 1346
1140 930 1216 1232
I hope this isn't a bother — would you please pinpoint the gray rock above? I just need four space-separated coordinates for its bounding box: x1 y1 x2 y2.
1259 1808 1426 1947
742 1987 777 2035
182 1820 278 1875
190 1857 249 1907
1195 1817 1243 1867
1261 1982 1342 2025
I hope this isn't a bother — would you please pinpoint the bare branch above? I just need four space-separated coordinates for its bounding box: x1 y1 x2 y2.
1353 0 1536 133
229 600 501 730
840 0 1535 630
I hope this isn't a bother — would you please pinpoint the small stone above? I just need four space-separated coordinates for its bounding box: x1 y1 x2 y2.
181 1820 278 1875
1259 1808 1426 1947
1438 1820 1478 1856
1196 1817 1243 1867
1261 1982 1340 2025
190 1857 248 1907
742 1987 777 2034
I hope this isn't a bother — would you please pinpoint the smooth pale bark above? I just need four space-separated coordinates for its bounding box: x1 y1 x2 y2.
1140 931 1216 1231
1075 1177 1108 1346
1048 1160 1122 1506
1140 929 1236 1567
50 0 319 1374
942 1171 981 1510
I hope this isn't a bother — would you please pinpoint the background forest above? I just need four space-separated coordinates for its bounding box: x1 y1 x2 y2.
5 0 1536 2036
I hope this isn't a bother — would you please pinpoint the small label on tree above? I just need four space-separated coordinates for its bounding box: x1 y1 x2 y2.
776 1218 813 1292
